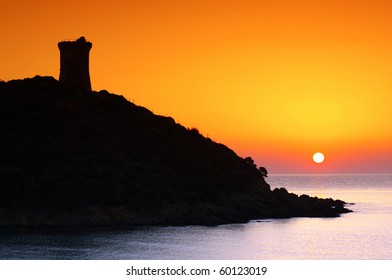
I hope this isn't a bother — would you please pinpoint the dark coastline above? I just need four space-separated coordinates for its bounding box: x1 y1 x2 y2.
0 76 352 228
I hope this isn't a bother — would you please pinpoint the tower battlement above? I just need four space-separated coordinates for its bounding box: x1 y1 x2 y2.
58 36 92 92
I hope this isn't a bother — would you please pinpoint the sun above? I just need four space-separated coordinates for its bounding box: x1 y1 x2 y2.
313 152 325 164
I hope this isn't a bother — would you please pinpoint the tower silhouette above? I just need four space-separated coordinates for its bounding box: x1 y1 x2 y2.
58 36 92 92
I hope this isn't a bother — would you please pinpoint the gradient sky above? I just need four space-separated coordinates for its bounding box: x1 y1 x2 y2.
1 0 391 173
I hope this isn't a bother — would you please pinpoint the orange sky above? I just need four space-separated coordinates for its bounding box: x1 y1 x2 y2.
1 0 391 173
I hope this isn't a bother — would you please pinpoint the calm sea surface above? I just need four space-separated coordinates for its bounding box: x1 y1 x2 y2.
1 174 392 260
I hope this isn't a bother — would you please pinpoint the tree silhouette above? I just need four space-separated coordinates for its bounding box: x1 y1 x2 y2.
244 156 256 167
259 166 268 178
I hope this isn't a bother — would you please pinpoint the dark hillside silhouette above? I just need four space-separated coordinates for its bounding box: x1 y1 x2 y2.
0 76 351 227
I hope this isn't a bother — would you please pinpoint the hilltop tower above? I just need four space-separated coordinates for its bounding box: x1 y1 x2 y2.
58 36 92 92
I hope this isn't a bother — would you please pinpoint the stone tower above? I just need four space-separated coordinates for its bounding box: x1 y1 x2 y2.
58 36 92 92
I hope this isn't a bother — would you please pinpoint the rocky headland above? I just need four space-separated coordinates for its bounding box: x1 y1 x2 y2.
0 76 352 227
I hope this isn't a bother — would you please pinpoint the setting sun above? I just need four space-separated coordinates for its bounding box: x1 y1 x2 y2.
0 0 391 173
313 152 325 164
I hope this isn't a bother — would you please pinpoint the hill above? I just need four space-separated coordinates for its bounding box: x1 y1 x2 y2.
0 76 351 227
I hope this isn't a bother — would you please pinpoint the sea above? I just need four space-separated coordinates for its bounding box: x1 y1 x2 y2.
1 173 392 260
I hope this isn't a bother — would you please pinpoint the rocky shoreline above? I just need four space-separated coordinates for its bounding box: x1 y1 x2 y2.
0 76 352 228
